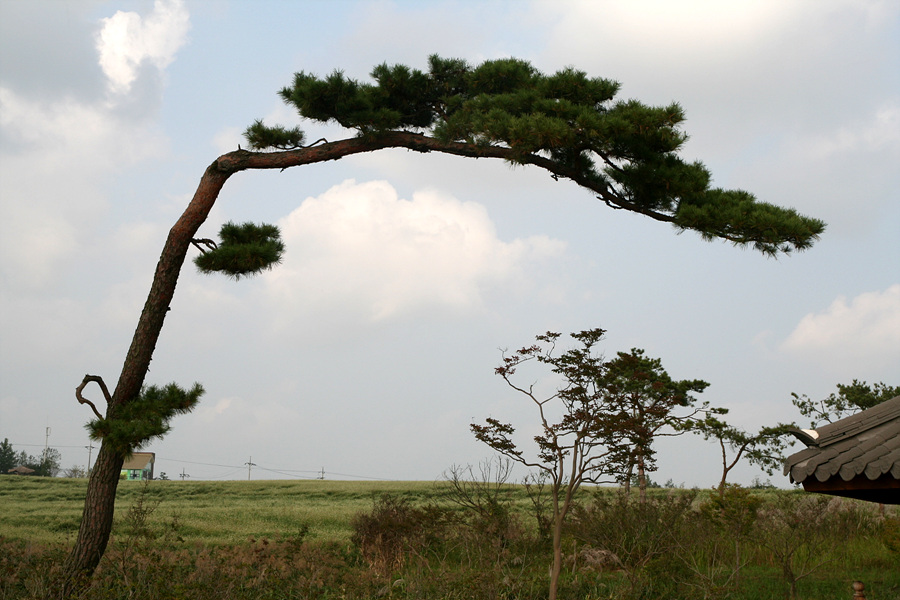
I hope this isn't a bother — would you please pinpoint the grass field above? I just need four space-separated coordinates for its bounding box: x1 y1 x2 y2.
1 476 898 600
0 476 487 545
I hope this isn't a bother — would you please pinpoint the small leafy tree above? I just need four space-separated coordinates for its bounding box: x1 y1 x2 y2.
791 380 899 427
600 349 713 500
472 328 624 600
40 448 62 477
474 329 716 597
64 465 88 478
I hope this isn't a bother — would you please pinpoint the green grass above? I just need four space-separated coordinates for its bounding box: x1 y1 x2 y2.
1 476 898 600
1 475 565 546
0 477 473 545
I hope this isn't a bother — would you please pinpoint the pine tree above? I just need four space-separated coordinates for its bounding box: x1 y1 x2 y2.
64 56 826 584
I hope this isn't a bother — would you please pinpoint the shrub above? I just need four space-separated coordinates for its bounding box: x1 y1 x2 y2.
350 493 450 575
569 491 697 598
752 493 843 599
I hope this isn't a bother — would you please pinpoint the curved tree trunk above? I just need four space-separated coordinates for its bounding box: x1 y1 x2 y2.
63 164 232 582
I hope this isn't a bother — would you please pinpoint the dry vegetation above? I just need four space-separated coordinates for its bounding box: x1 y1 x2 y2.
1 476 898 599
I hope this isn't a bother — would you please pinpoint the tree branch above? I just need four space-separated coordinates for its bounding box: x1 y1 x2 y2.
76 375 111 420
190 238 217 254
213 132 678 226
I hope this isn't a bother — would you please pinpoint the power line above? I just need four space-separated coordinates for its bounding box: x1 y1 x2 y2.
156 457 246 469
255 466 320 479
8 442 88 449
155 457 392 480
203 469 245 480
4 444 397 482
326 470 396 481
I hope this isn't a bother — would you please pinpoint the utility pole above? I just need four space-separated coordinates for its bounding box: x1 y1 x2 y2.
179 468 190 481
85 442 94 476
318 467 325 480
245 456 256 481
43 426 51 477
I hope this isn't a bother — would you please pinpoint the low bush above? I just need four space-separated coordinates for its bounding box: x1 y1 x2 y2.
568 490 697 599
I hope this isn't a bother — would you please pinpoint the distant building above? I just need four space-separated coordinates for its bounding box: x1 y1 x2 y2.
784 395 899 504
7 466 35 475
121 452 155 481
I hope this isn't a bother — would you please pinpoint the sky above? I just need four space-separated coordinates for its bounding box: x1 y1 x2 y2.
1 0 898 487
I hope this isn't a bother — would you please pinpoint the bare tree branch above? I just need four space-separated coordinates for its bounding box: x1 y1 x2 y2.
75 375 111 420
190 238 217 254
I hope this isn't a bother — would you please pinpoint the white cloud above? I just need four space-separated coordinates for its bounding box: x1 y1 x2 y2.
780 284 900 370
96 0 190 95
195 397 233 421
0 88 169 288
0 0 187 290
1 92 169 275
540 0 799 68
263 180 565 322
795 101 900 160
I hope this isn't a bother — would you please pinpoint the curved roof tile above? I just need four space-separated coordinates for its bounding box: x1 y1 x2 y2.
784 396 900 504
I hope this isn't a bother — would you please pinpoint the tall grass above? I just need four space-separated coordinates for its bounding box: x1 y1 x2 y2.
1 477 456 545
1 476 897 600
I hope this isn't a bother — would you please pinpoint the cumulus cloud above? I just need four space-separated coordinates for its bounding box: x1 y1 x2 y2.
780 284 900 370
263 180 565 321
0 1 190 289
96 0 190 95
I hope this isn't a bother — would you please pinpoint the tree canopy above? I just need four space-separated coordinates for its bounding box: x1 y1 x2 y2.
246 55 825 255
791 380 900 427
599 348 712 497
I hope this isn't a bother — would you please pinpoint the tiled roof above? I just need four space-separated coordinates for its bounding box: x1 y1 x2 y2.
122 452 155 471
7 466 35 474
784 396 900 485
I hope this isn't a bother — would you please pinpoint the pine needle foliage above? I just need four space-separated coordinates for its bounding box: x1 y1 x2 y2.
86 383 204 454
247 55 825 255
243 119 305 150
193 221 285 280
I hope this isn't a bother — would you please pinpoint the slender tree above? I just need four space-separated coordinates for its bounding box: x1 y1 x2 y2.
64 55 826 581
473 328 624 600
689 416 795 497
